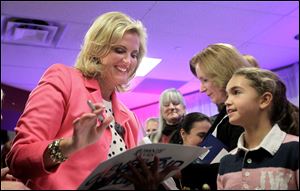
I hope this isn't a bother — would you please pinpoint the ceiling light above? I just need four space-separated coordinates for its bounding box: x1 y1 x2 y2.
135 57 161 77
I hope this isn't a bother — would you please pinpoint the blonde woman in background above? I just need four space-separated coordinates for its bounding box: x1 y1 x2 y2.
139 117 159 144
243 54 260 68
188 43 251 190
189 43 251 151
144 117 159 136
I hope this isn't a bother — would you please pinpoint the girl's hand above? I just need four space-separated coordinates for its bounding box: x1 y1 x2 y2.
123 156 178 190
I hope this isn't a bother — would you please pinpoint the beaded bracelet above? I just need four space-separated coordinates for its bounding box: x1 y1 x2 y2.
48 138 68 163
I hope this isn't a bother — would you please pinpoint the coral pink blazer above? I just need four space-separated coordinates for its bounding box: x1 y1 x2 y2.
6 64 140 190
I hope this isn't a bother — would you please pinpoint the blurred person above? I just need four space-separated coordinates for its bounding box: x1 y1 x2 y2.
139 117 159 145
218 67 299 189
151 88 186 144
1 167 30 190
140 117 159 144
1 130 9 149
1 89 30 190
1 88 9 149
0 89 2 103
1 140 12 168
144 117 159 136
6 12 174 190
243 54 260 68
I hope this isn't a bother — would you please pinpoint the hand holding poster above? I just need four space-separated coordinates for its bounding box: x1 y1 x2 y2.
78 143 208 190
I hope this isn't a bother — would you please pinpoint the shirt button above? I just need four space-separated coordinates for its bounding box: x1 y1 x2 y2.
246 158 252 164
245 171 250 176
202 183 210 190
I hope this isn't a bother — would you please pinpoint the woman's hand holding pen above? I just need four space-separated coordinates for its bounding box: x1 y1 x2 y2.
44 102 113 169
71 102 113 151
57 102 113 160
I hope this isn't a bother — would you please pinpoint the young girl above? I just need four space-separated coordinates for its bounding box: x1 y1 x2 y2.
218 67 299 190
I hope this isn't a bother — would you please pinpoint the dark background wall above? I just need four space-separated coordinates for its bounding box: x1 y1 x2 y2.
1 83 30 132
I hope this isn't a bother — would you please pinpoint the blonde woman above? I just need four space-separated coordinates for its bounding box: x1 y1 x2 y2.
6 12 172 190
189 43 251 151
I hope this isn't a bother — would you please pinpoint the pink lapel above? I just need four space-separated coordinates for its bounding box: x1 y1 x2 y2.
83 77 130 125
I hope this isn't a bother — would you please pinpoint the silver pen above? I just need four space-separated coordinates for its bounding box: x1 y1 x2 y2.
87 100 104 123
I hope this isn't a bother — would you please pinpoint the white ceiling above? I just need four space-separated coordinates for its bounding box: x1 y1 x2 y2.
1 1 299 109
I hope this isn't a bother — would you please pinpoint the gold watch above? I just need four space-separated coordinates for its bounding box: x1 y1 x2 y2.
48 138 68 163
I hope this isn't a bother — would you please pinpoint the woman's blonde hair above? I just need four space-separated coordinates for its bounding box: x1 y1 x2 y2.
75 11 147 91
189 43 251 90
243 54 260 68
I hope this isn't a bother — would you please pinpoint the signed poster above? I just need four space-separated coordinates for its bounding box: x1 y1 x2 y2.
78 143 208 190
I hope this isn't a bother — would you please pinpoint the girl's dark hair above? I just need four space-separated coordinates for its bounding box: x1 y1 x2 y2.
181 112 211 133
275 80 299 136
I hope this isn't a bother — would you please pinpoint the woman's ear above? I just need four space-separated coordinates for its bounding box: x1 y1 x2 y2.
180 128 185 140
259 92 273 110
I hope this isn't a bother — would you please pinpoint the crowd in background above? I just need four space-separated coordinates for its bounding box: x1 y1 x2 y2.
1 11 299 190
